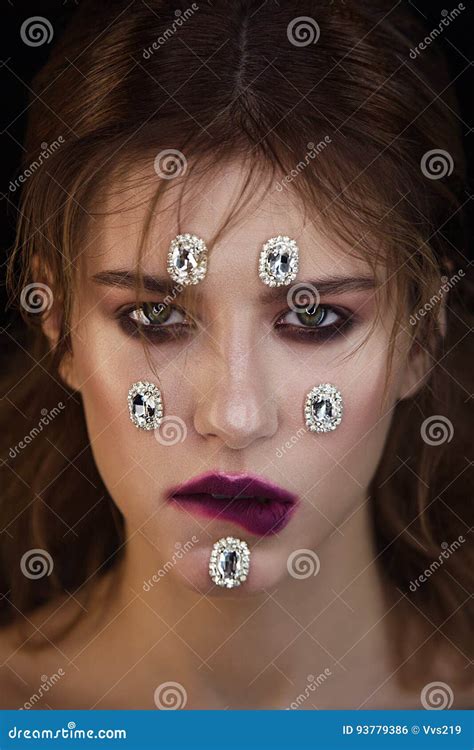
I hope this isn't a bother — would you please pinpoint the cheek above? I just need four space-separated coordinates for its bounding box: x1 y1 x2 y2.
71 312 401 550
70 320 179 523
279 341 400 536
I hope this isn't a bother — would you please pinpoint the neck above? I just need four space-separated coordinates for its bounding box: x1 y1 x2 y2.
114 500 392 708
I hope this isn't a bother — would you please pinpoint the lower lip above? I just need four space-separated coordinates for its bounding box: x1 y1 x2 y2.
169 493 298 536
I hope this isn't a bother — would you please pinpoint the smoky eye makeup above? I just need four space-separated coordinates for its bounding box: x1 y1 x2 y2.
115 302 196 341
274 303 358 342
114 299 359 345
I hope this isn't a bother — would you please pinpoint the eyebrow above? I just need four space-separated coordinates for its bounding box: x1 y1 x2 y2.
91 270 376 299
92 270 178 295
258 274 376 303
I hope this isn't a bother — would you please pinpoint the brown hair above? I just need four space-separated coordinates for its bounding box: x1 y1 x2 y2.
2 0 473 686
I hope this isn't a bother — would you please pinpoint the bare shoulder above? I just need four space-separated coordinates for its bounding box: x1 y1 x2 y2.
0 619 30 708
0 572 118 709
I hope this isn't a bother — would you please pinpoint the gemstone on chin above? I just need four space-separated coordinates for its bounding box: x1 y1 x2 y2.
209 536 250 588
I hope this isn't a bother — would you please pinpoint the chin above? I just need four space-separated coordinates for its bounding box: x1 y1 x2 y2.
166 541 290 596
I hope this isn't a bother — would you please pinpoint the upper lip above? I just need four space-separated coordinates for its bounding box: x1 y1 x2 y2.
167 471 298 505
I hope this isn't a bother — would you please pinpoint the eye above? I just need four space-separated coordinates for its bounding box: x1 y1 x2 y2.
129 302 185 326
118 302 194 340
275 303 355 341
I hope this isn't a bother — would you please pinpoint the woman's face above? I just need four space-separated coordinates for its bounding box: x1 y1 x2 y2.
62 161 417 595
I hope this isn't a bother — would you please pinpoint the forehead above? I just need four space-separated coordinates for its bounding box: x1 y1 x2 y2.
84 159 373 281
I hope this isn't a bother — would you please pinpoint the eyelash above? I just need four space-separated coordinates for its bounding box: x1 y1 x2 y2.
116 302 356 343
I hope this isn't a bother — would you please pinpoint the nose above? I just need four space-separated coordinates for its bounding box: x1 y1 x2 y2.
193 338 278 450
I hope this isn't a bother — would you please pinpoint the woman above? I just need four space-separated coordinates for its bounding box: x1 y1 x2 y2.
0 0 472 709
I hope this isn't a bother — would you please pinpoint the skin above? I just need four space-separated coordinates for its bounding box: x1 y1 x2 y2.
0 161 467 710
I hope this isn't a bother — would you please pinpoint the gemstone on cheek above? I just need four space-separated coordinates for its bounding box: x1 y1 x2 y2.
132 393 156 425
127 381 164 431
304 383 343 433
312 398 333 421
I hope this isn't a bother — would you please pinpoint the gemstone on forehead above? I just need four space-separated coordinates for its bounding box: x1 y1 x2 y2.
304 383 343 433
167 233 208 285
258 235 299 287
128 381 164 430
209 536 250 588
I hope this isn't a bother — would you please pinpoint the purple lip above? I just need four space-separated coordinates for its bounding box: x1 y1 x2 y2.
166 471 299 536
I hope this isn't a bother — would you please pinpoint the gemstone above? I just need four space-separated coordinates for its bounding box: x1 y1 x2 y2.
218 550 238 577
312 399 333 421
209 536 250 588
128 381 163 430
258 235 299 287
167 233 208 285
304 383 343 433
